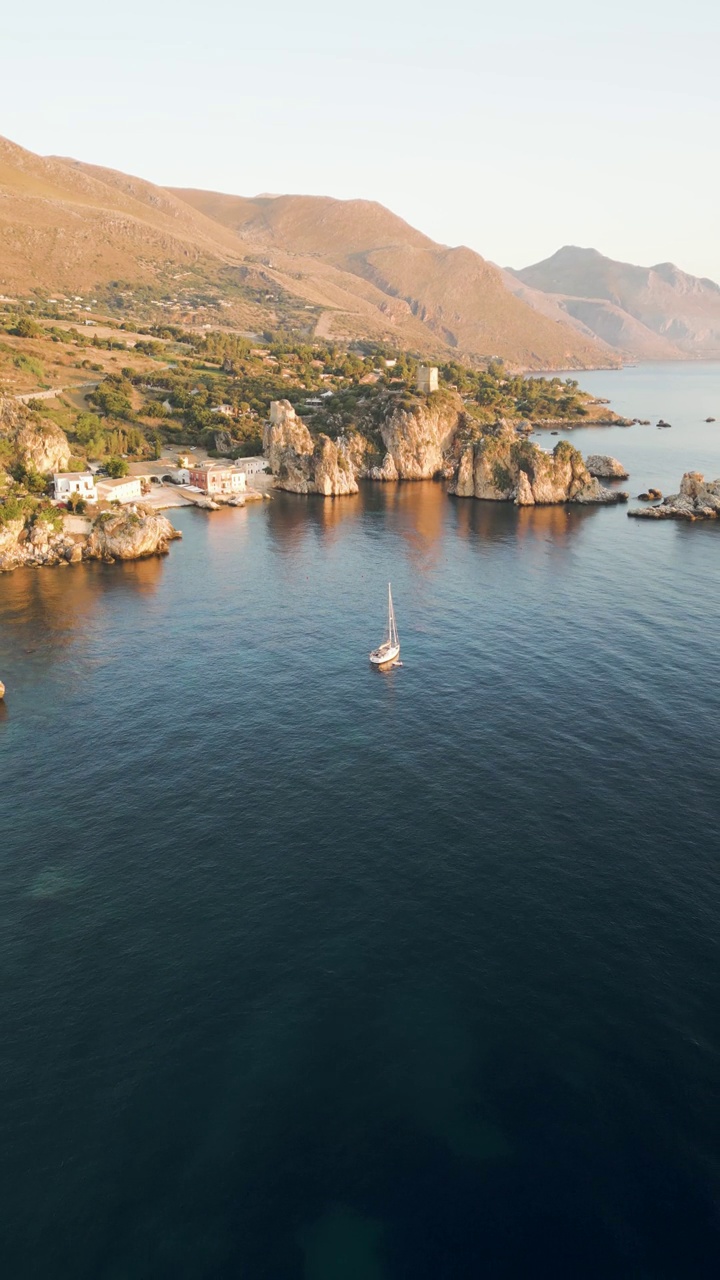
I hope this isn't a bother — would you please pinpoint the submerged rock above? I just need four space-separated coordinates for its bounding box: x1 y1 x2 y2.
629 471 720 520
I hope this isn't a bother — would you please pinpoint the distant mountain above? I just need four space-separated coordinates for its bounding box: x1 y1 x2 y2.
0 135 617 370
508 246 720 358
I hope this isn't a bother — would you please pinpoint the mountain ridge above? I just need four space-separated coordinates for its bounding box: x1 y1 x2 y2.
509 245 720 357
0 135 617 369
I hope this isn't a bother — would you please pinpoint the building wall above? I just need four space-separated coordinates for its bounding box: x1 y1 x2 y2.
54 474 97 501
417 365 439 394
96 478 142 504
189 468 246 494
234 457 267 475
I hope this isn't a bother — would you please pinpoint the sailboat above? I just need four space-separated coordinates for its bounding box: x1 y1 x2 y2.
369 583 400 668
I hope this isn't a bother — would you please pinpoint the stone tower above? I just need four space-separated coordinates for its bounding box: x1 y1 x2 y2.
416 365 439 394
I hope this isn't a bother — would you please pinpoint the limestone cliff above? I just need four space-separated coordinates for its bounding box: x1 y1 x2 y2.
369 391 464 480
449 431 628 506
628 472 720 520
86 510 182 560
0 397 70 473
263 400 357 495
0 508 180 573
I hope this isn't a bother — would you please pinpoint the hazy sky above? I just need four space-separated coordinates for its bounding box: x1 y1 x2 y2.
4 0 720 278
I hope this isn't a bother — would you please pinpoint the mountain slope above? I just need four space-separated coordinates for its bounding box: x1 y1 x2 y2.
0 134 616 367
509 246 720 357
170 186 616 367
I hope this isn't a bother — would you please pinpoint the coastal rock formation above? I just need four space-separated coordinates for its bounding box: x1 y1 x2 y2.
85 510 181 560
449 431 628 506
311 434 358 496
629 472 720 520
0 508 180 572
0 397 71 473
585 454 629 479
263 401 357 495
370 392 464 480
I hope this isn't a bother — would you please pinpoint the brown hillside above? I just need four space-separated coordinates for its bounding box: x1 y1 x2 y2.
0 135 616 367
171 187 617 368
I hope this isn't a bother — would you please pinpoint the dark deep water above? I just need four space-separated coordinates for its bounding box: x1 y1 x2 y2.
1 363 720 1278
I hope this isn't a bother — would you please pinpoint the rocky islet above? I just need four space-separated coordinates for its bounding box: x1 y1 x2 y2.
629 472 720 520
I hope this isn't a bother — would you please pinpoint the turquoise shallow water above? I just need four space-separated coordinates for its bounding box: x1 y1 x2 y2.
1 363 719 1278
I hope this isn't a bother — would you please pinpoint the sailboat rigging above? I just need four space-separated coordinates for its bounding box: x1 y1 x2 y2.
369 583 401 668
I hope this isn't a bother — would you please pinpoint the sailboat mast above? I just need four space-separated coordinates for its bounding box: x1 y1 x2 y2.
388 583 397 647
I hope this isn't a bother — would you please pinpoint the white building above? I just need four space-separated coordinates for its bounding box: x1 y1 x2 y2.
416 365 439 394
96 477 143 504
210 404 234 418
53 472 97 503
232 457 267 476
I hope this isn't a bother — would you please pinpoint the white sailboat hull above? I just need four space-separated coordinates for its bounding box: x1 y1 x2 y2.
369 643 400 668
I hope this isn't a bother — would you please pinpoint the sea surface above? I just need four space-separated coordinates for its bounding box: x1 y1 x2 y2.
1 362 719 1279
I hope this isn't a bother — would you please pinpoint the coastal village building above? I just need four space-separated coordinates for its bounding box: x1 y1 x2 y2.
188 463 247 495
232 457 267 476
53 472 98 503
416 365 439 394
96 477 143 504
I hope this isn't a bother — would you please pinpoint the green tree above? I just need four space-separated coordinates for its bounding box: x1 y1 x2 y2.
14 316 42 339
105 456 129 478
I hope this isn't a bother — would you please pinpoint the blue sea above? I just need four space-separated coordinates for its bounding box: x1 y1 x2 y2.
1 363 719 1278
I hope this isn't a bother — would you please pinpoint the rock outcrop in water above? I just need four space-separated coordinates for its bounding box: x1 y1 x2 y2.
449 430 628 506
628 471 720 520
86 510 181 560
585 454 629 479
263 394 630 508
0 396 71 474
263 400 357 495
0 508 181 572
365 391 463 480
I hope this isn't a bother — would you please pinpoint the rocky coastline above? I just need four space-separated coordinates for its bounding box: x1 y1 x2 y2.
448 435 627 506
628 473 720 521
0 507 181 573
263 401 358 496
1 396 183 574
263 395 629 508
